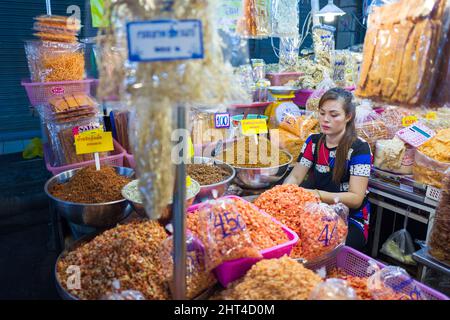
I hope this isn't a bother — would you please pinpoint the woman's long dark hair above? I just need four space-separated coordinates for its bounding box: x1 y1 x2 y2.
318 88 357 185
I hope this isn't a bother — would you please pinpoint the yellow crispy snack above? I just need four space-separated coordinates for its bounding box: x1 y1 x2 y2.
418 128 450 163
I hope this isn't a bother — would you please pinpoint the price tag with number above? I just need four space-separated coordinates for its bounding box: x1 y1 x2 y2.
241 118 268 136
402 116 418 127
74 129 114 155
425 112 437 120
214 113 230 129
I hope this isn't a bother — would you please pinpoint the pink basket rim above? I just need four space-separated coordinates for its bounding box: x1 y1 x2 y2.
21 78 98 86
186 195 299 255
338 246 449 300
44 138 126 172
297 86 355 94
266 72 304 76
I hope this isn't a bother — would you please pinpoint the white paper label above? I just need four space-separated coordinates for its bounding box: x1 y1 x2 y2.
127 20 204 62
399 184 414 193
215 113 230 129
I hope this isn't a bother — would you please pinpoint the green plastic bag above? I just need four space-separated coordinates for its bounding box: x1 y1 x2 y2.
22 138 43 159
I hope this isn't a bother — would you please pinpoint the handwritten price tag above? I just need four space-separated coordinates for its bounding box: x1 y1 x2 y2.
241 118 268 136
402 116 418 127
74 129 114 155
214 211 245 239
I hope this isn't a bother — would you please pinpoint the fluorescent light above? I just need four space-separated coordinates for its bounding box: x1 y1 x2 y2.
324 15 335 22
315 0 346 18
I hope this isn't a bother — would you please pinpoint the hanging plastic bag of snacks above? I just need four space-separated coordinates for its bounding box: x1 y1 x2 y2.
279 36 301 73
367 266 427 300
271 0 299 37
160 233 217 299
309 278 358 300
296 202 348 263
305 73 336 115
312 25 335 69
197 198 263 271
332 50 351 88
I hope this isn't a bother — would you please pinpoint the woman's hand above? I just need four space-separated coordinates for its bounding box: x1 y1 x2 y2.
283 163 310 185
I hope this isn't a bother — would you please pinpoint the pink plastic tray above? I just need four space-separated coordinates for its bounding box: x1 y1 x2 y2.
44 138 126 175
187 195 299 287
21 79 97 107
306 246 448 300
227 102 271 117
266 72 303 86
293 86 356 107
124 153 136 169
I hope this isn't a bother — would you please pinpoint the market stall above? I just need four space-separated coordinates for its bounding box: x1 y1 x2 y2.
20 0 450 300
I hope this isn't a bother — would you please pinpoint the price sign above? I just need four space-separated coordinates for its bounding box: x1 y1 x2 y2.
74 129 114 155
213 211 245 239
241 118 268 136
214 113 230 129
317 221 337 247
127 20 204 62
402 116 418 127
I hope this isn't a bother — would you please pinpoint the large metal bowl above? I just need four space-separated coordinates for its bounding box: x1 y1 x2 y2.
44 166 135 228
231 150 293 189
122 178 201 221
190 156 236 202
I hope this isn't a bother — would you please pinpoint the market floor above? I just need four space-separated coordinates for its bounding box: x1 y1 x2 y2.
0 153 60 299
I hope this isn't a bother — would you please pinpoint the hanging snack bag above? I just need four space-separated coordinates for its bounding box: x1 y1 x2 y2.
197 198 263 271
305 73 336 114
312 25 335 68
160 233 217 299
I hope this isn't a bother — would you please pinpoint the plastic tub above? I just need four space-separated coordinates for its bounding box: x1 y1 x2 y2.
43 138 126 175
266 72 303 86
305 246 448 300
187 195 299 287
293 86 356 107
228 102 271 117
21 79 97 107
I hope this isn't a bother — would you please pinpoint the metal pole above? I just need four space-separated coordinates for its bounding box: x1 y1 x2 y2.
311 0 321 26
46 0 52 15
172 106 187 300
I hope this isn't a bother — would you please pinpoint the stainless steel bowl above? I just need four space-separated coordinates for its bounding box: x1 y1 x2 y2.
268 86 301 95
231 150 293 189
44 166 135 228
191 156 236 202
122 178 201 219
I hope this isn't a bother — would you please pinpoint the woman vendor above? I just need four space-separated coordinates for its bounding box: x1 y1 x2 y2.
284 88 372 250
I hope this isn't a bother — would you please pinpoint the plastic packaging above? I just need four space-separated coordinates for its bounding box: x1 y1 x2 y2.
380 106 413 139
101 280 146 300
305 74 336 114
355 102 388 153
356 0 450 106
312 25 335 69
433 28 450 106
332 50 354 88
295 202 348 263
373 137 406 172
367 266 427 300
279 36 301 73
271 0 299 37
159 233 217 299
428 169 450 264
24 40 85 82
380 208 417 265
100 0 249 219
197 198 263 271
309 278 358 300
111 110 131 154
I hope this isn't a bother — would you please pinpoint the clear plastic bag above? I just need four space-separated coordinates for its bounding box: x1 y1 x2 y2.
101 280 146 300
271 0 299 37
367 266 427 300
305 74 336 114
356 0 450 106
312 25 335 69
380 208 417 265
428 169 450 264
159 233 217 299
296 202 348 263
111 109 131 154
279 36 301 72
380 106 413 139
237 0 270 38
24 40 85 82
309 278 358 300
355 102 388 153
197 198 262 271
374 137 406 171
332 50 352 88
433 28 450 106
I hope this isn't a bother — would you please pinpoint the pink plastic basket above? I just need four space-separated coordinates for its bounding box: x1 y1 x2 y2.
306 246 448 300
227 102 271 117
43 138 126 175
293 86 356 107
21 79 97 107
187 195 299 287
266 72 303 86
124 153 136 169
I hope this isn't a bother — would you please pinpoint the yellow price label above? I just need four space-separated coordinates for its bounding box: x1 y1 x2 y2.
186 175 192 188
425 112 437 120
75 129 114 155
188 136 195 158
402 116 418 127
241 119 268 136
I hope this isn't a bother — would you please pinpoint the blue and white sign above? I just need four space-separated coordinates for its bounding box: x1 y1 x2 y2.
127 19 204 62
215 113 230 129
